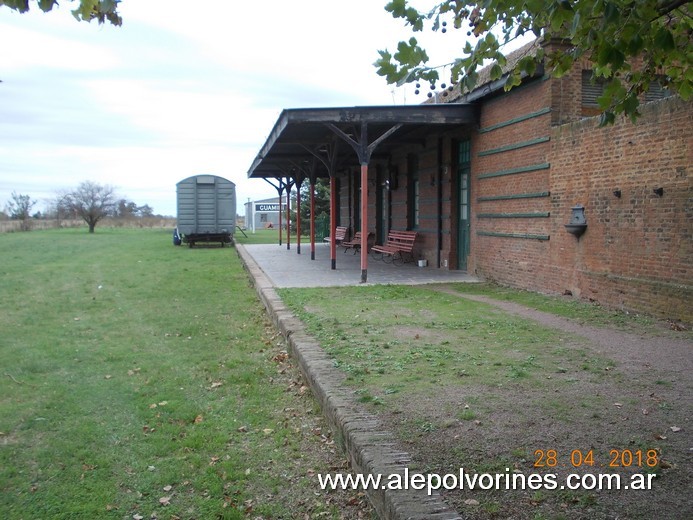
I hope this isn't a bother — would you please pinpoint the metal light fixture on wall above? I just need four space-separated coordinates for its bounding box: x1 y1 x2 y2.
613 189 622 198
653 187 664 196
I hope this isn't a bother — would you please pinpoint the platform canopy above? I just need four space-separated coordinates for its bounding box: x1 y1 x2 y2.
246 103 477 284
247 104 477 179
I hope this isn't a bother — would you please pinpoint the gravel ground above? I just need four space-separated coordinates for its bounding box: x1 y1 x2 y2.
380 289 692 520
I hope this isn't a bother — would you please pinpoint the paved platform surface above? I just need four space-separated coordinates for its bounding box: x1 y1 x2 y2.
241 242 479 288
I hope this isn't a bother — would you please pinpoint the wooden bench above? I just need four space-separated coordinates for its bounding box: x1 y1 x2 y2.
324 226 348 244
370 230 417 265
342 231 373 254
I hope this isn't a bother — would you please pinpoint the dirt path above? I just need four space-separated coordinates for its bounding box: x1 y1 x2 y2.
442 291 693 377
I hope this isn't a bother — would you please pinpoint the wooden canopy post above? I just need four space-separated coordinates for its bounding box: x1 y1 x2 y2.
360 163 368 283
295 176 303 255
263 178 286 246
326 122 402 283
291 157 319 261
329 174 337 269
285 184 291 250
310 178 316 260
300 141 340 270
278 191 283 246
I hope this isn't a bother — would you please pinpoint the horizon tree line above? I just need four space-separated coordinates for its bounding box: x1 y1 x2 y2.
2 181 164 233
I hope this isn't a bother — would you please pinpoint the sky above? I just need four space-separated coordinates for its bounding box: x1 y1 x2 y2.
0 0 458 217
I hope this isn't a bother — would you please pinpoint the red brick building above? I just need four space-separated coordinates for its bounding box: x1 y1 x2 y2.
249 40 691 321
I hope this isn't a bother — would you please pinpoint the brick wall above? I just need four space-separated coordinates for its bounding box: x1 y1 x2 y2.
548 96 692 320
469 77 554 279
469 76 691 321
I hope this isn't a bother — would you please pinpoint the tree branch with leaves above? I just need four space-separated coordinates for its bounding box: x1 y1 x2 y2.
0 0 122 25
375 0 691 124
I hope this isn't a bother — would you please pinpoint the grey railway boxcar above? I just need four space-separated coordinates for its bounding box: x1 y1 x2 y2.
175 175 236 247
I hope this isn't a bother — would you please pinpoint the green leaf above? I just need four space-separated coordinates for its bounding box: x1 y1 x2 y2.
622 93 640 116
570 11 581 37
676 80 691 100
489 63 503 81
627 33 644 55
393 37 429 68
599 111 615 126
654 28 675 51
2 0 30 12
385 0 407 17
37 0 55 12
517 56 537 77
603 2 619 24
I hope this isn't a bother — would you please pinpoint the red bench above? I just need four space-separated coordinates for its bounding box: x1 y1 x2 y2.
370 230 417 265
342 231 374 254
324 226 348 244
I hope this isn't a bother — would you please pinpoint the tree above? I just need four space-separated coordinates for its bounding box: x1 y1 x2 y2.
65 181 117 233
138 204 154 218
290 179 331 236
375 0 691 124
5 191 36 231
298 179 330 224
0 0 122 25
113 199 155 219
115 198 138 218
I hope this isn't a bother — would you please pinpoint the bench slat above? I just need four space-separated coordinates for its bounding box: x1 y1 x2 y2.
371 230 417 264
324 226 348 243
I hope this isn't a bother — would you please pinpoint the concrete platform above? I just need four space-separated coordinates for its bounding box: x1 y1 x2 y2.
241 242 480 288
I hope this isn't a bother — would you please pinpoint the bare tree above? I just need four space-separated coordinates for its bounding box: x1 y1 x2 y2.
5 191 36 231
65 181 117 233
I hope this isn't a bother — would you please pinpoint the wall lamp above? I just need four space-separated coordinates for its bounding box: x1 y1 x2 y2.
653 187 664 197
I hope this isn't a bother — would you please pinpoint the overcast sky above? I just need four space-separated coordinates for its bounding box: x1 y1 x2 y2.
0 0 456 216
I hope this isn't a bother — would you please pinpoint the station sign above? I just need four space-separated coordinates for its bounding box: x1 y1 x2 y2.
255 203 280 212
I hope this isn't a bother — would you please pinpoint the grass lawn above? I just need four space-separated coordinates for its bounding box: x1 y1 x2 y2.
444 283 659 330
0 228 370 519
234 228 300 246
279 284 611 397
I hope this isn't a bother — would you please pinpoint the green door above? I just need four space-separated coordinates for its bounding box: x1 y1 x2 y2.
457 140 471 270
376 169 390 243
